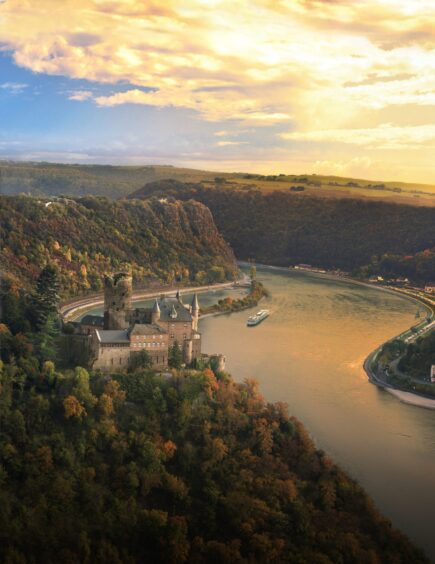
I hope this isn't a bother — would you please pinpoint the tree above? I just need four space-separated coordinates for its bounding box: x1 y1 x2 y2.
169 341 183 369
63 395 86 419
30 265 60 330
129 350 152 371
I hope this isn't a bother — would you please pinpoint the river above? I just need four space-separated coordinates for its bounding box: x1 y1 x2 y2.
81 267 435 560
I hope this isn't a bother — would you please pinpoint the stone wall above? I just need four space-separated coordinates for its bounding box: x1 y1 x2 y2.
92 344 131 372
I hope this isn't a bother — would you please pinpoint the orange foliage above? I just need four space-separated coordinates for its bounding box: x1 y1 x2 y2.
63 395 86 419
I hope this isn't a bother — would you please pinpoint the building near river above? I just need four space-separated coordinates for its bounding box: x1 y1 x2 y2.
86 272 201 371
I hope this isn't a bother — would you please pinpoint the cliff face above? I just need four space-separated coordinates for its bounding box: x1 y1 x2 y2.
130 180 435 274
0 195 237 297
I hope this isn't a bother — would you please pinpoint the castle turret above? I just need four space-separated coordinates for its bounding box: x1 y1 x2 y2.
151 299 160 324
191 293 199 331
103 272 132 330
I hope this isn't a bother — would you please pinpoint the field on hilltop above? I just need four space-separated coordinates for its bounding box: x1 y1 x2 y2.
1 161 435 206
209 173 435 207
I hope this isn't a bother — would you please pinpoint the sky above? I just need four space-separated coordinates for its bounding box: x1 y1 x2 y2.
1 0 435 183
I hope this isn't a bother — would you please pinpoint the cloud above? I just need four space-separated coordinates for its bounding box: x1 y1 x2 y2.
0 81 27 93
1 0 435 180
282 123 435 149
68 90 93 101
216 140 248 147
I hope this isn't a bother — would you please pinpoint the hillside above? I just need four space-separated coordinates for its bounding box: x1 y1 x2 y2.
129 181 435 278
0 162 236 199
2 161 435 206
0 284 427 563
0 195 237 298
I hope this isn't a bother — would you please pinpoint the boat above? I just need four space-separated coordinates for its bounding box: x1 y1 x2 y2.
247 309 270 327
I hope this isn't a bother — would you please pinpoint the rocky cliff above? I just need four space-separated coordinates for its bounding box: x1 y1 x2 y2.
0 195 237 298
130 180 435 275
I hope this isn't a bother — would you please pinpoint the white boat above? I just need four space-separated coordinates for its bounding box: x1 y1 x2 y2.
247 309 270 326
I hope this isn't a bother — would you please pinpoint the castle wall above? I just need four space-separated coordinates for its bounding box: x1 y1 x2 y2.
130 331 169 368
92 344 131 372
157 320 193 361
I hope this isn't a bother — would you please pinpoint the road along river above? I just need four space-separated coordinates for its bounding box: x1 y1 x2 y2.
80 267 435 560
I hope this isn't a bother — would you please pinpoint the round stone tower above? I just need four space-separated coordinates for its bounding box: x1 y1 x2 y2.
103 272 132 330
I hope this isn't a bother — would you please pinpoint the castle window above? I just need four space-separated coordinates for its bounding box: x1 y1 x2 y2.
183 334 187 340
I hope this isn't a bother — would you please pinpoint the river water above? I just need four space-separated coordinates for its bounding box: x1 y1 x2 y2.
84 267 435 560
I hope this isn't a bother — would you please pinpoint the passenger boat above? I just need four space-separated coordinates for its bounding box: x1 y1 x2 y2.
247 309 270 327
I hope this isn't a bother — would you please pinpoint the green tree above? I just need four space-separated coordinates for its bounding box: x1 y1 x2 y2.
129 350 152 371
169 341 183 369
30 265 60 329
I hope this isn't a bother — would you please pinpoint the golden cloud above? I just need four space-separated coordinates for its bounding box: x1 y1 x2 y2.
1 0 435 180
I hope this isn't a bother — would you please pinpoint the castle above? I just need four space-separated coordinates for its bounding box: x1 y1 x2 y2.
80 272 203 372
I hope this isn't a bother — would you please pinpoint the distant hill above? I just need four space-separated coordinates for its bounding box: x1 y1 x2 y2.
0 162 237 199
130 180 435 279
0 195 237 298
2 160 435 206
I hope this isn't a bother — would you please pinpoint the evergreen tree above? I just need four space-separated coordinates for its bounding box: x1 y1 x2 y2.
30 265 60 330
169 341 183 369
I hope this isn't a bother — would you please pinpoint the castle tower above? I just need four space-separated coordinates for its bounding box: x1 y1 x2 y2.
191 293 199 331
151 299 161 324
103 272 132 330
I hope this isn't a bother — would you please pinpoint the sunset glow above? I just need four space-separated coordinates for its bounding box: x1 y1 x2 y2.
1 0 435 181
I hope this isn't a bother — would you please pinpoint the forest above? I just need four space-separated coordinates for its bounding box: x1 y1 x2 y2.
0 195 237 298
398 332 435 380
130 180 435 281
0 162 228 198
0 280 427 563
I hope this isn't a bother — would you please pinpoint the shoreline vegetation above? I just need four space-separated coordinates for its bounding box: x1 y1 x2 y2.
200 280 269 317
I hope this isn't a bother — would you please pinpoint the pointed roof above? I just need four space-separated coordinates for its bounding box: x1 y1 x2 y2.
170 304 178 319
191 292 199 310
176 289 182 302
152 299 160 313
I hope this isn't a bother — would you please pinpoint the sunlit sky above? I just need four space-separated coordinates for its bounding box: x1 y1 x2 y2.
1 0 435 182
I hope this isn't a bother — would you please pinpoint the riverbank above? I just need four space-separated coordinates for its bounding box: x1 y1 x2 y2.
61 276 250 321
240 261 435 411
